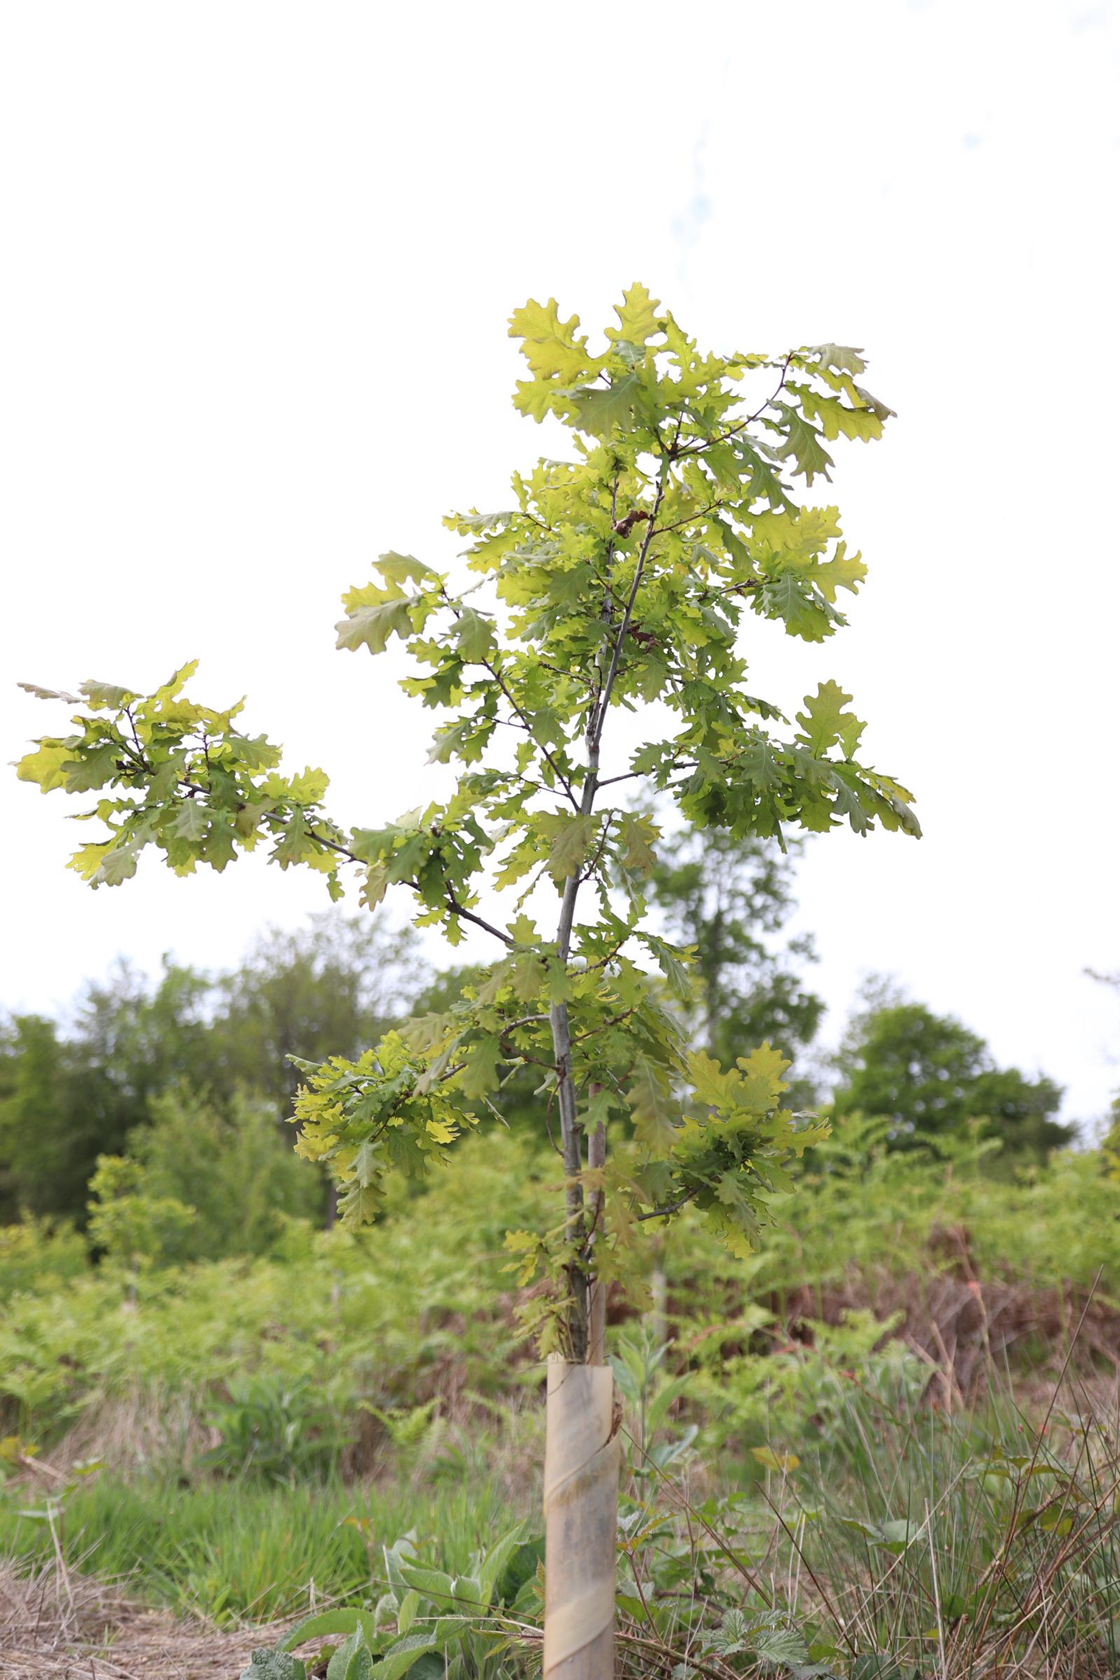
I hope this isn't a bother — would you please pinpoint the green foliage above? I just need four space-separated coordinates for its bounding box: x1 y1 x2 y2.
610 1327 697 1475
0 1015 105 1223
289 1033 481 1229
664 1043 830 1258
260 1519 540 1680
0 1473 517 1624
214 914 426 1109
0 912 424 1227
693 1308 928 1458
85 1154 198 1270
611 1361 1120 1679
0 1215 88 1298
9 1362 1120 1678
665 1116 1120 1331
15 287 918 1353
71 957 217 1133
131 1086 322 1259
0 1132 552 1440
832 994 1073 1160
241 1650 307 1680
5 1125 1120 1477
15 663 347 892
204 1373 351 1482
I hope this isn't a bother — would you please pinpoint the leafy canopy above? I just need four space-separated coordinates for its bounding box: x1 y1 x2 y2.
15 285 917 1351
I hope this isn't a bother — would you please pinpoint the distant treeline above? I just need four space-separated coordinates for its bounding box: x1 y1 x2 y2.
0 834 1075 1241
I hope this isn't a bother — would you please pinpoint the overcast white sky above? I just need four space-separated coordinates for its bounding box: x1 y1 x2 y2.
2 0 1118 1127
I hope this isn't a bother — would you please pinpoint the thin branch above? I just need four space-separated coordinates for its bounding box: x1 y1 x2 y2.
587 440 677 756
153 745 517 948
636 1195 691 1223
594 769 644 789
479 653 580 809
440 896 515 948
653 500 723 535
673 352 794 458
537 659 594 691
436 580 580 810
570 1007 635 1044
577 816 614 886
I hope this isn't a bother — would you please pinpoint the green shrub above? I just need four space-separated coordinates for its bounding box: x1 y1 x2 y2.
132 1085 324 1259
2 1128 1118 1459
204 1373 352 1482
86 1154 198 1270
0 1215 88 1297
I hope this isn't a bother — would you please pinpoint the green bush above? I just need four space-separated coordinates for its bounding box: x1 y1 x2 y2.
203 1373 352 1482
131 1085 325 1259
86 1154 198 1270
0 1215 88 1298
0 1132 551 1445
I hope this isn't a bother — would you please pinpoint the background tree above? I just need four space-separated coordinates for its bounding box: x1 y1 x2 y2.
16 287 917 1680
0 913 423 1226
70 959 217 1156
0 1015 94 1222
212 913 425 1108
649 827 824 1105
832 990 1072 1162
125 1086 324 1260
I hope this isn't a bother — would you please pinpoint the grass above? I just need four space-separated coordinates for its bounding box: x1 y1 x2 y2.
0 1474 525 1624
759 1371 1120 1676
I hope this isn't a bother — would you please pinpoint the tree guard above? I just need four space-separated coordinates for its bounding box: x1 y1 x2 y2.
544 1360 619 1680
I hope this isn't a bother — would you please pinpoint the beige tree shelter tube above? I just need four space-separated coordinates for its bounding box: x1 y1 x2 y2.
543 1360 620 1680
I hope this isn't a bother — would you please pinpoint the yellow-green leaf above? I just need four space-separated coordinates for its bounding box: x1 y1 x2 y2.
539 812 596 883
14 740 71 793
795 680 865 758
335 599 414 655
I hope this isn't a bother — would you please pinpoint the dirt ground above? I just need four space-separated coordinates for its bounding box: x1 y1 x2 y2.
0 1561 277 1680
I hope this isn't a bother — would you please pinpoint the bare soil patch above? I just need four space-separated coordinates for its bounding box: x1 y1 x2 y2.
0 1561 270 1680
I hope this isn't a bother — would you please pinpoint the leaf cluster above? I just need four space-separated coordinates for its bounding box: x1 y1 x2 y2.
16 667 346 894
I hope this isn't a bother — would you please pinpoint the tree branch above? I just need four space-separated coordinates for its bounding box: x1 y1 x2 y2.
636 1195 691 1223
673 353 794 459
587 444 676 758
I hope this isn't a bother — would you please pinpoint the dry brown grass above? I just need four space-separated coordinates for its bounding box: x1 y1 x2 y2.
0 1559 275 1680
767 1264 1120 1402
35 1388 214 1485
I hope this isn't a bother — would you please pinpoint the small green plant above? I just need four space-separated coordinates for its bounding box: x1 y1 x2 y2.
695 1308 929 1462
359 1398 443 1472
0 1216 88 1297
610 1327 696 1474
204 1373 350 1482
1 1438 102 1575
244 1522 541 1680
